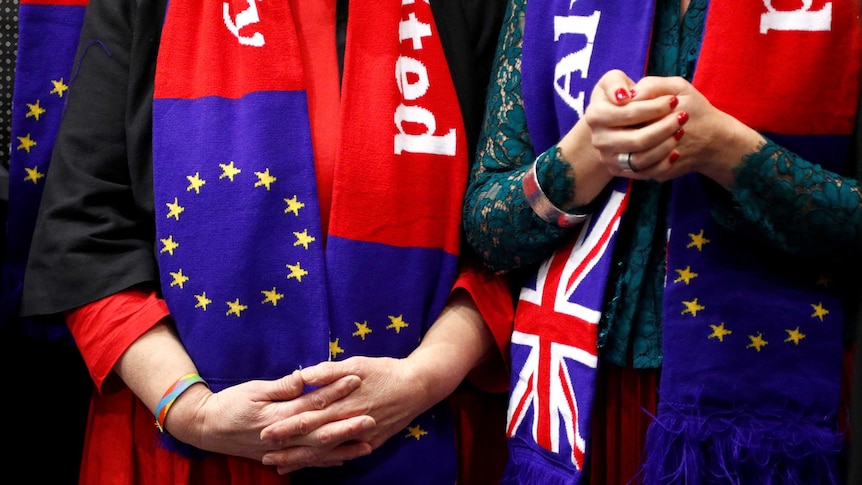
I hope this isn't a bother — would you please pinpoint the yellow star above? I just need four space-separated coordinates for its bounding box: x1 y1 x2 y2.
262 287 284 306
708 322 731 342
23 166 45 184
286 262 308 282
186 172 206 194
405 424 428 440
293 229 316 250
386 314 410 334
169 269 189 289
17 133 36 153
219 161 242 181
50 78 69 97
226 298 248 317
687 230 710 251
681 298 705 317
353 321 373 340
673 266 698 285
26 100 46 121
160 235 179 255
284 195 305 216
194 292 212 310
785 327 806 345
330 338 345 359
254 168 277 190
811 302 829 322
166 197 185 221
746 332 768 352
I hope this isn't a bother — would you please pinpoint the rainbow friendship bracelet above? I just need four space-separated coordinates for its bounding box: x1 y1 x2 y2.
154 372 209 433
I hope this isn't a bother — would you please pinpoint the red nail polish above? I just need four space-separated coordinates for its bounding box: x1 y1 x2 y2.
615 88 629 102
669 151 680 164
677 111 689 126
629 89 637 99
673 127 685 141
669 96 678 109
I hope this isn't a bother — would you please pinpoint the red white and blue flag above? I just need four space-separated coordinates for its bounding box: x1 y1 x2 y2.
503 179 628 483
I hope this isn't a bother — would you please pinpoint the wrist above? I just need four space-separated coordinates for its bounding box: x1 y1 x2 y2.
404 351 463 406
164 382 211 446
155 373 210 440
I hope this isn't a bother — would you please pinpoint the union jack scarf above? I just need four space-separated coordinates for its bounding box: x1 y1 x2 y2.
509 0 861 483
2 0 87 337
153 1 467 483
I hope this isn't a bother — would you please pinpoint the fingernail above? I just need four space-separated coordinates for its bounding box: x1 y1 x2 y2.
677 111 688 126
614 88 629 102
669 96 678 109
673 128 685 141
669 151 680 164
262 456 274 466
629 89 637 99
347 375 361 389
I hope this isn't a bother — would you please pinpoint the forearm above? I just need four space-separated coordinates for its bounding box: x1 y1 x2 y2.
406 290 496 404
720 137 862 259
114 321 203 417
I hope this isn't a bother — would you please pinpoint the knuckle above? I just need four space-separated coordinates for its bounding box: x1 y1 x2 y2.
315 427 334 446
310 392 327 410
297 415 311 435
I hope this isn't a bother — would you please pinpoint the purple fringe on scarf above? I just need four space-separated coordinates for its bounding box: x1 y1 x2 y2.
639 403 844 485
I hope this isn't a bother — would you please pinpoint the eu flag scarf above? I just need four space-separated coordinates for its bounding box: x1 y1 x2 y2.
153 0 466 482
648 1 860 483
512 0 861 483
2 0 88 337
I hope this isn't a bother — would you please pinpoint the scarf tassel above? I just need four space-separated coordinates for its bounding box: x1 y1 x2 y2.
639 406 844 485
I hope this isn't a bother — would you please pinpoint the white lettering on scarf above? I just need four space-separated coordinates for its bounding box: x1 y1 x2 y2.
223 0 265 47
394 2 457 156
553 8 601 119
760 0 832 33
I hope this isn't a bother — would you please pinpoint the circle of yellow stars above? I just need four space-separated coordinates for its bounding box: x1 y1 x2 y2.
158 159 321 319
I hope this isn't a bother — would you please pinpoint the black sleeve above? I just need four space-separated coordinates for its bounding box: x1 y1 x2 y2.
20 0 166 316
432 0 506 165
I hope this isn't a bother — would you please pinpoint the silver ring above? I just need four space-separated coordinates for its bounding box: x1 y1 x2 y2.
617 152 637 172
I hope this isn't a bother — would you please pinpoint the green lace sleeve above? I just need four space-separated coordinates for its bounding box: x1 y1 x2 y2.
463 0 583 274
716 138 861 264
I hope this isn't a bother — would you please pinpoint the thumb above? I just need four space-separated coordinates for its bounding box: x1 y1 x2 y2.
630 75 687 101
260 370 307 402
300 360 358 387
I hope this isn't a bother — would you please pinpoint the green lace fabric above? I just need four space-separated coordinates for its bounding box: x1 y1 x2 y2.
463 0 861 368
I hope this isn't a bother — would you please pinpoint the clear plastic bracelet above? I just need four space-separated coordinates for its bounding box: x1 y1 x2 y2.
522 155 588 228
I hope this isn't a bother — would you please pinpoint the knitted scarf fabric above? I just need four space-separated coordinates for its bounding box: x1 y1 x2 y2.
512 0 861 483
2 0 87 338
153 1 467 482
648 1 860 483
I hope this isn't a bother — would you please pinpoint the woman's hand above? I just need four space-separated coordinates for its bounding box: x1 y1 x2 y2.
259 356 437 474
583 70 684 177
585 72 766 187
164 370 375 469
628 76 766 187
259 290 495 475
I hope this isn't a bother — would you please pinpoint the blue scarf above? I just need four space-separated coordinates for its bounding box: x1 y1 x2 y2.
153 1 468 482
512 0 861 483
2 0 88 339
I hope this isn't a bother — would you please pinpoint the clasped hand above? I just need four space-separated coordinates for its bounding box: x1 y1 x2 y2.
164 356 434 475
584 69 760 186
